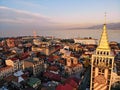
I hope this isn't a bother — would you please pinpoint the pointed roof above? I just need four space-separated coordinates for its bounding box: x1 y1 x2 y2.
97 13 110 50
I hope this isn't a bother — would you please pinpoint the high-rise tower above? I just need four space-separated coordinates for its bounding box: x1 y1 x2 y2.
90 13 114 90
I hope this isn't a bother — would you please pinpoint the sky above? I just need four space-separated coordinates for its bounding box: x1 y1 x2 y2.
0 0 120 37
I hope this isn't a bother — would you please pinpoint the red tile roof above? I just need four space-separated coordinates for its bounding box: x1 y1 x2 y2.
48 57 54 62
65 78 78 88
43 71 61 81
5 74 28 83
19 52 30 60
68 77 81 85
58 60 65 64
10 58 19 61
56 83 73 90
47 66 59 71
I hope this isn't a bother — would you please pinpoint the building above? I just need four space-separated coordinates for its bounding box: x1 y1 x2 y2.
4 71 28 88
62 55 83 75
90 16 114 90
32 44 60 56
27 77 41 89
74 38 97 45
6 38 15 48
5 52 30 72
5 58 24 72
24 57 44 76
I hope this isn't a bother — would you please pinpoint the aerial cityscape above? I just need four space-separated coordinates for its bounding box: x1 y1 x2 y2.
0 0 120 90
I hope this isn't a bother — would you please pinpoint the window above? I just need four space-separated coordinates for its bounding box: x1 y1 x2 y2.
102 69 104 73
109 59 112 65
107 52 109 55
103 52 106 55
97 59 99 64
97 51 99 54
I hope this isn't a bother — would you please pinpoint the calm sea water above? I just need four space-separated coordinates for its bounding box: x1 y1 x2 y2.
39 29 120 43
1 29 120 42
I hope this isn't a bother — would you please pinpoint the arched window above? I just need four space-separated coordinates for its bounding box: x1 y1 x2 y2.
97 59 99 64
97 51 99 54
109 59 112 65
104 52 106 55
103 58 105 62
100 57 102 62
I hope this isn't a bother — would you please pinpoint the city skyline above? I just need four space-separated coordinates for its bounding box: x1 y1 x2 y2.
0 0 120 37
0 1 120 90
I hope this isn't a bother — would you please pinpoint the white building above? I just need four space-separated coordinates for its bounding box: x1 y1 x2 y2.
74 38 97 45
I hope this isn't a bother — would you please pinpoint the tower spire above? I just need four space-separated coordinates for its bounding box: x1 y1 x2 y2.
97 12 110 50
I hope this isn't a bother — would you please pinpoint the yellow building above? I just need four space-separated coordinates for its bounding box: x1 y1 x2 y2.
90 15 114 90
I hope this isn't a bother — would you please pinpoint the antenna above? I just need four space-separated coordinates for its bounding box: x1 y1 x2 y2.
104 12 106 24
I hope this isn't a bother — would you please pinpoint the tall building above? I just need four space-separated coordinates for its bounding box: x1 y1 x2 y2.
90 14 114 90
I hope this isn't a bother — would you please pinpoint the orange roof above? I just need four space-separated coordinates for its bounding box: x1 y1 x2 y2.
53 55 59 59
0 66 13 72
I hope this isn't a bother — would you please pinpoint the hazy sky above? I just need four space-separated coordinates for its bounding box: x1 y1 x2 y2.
0 0 120 37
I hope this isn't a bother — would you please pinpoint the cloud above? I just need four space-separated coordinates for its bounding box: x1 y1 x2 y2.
0 6 51 25
0 6 68 37
0 6 63 37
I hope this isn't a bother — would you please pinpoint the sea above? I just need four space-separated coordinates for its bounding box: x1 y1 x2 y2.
39 29 120 43
1 29 120 43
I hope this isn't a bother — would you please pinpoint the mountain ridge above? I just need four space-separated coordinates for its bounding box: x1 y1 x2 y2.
68 23 120 30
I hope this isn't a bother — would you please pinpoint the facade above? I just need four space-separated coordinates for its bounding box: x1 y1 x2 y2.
32 45 60 56
24 57 44 76
63 56 83 75
90 22 114 89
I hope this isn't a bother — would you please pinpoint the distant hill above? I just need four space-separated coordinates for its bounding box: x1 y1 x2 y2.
87 23 120 30
68 23 120 30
